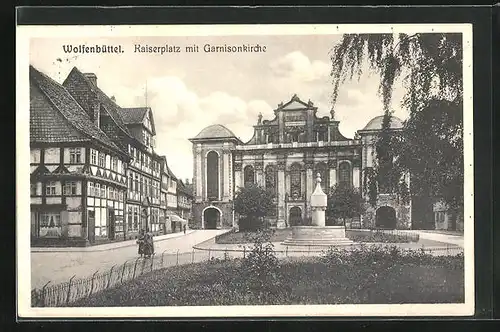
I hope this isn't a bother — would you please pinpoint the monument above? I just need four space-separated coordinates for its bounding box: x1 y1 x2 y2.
282 173 354 247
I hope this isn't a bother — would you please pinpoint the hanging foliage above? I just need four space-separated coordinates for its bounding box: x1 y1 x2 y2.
330 33 463 227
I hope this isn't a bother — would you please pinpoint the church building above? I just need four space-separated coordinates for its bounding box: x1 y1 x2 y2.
190 94 411 230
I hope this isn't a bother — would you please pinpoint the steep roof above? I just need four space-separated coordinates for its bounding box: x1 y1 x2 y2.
361 115 404 131
63 67 133 139
177 179 193 198
29 65 124 154
191 124 238 140
118 107 149 124
159 155 178 180
118 107 156 135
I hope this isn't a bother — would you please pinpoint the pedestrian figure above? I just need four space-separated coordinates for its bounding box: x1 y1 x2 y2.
183 224 186 234
143 228 155 258
137 229 146 258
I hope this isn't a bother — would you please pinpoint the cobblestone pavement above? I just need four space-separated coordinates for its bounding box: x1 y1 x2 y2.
31 230 227 289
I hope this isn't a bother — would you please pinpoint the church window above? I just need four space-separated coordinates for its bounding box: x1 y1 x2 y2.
339 162 351 188
206 151 219 200
290 163 301 199
244 165 255 187
265 165 276 191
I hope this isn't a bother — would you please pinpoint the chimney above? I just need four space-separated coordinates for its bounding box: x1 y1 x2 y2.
110 96 116 102
84 73 98 86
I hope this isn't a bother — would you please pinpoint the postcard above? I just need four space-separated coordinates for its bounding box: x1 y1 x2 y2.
16 23 474 318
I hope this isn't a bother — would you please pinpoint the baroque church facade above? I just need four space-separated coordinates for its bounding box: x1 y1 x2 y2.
190 94 411 230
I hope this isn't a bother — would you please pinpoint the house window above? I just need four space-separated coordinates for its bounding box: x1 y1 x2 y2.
63 181 78 196
39 213 62 238
88 182 95 196
127 206 133 230
133 207 139 231
112 157 118 172
90 149 97 165
46 181 57 196
107 187 112 200
69 148 82 163
95 183 100 197
101 184 106 198
31 183 37 196
98 152 105 167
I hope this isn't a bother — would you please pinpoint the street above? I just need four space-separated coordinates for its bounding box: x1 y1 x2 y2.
31 230 226 289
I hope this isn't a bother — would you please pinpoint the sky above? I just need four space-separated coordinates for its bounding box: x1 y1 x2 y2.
30 35 407 181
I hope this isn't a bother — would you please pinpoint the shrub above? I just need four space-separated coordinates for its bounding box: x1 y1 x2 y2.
239 228 280 301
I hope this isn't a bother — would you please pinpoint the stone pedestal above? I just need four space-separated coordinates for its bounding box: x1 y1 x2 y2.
283 173 354 247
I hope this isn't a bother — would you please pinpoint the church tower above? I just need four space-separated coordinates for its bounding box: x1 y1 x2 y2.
189 124 241 229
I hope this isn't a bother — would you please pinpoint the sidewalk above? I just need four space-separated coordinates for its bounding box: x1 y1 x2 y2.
31 229 228 289
31 230 196 253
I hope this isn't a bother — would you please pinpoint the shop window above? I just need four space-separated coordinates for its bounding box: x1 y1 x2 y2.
39 213 62 238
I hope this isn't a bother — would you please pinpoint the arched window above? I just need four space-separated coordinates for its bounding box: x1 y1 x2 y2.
206 151 219 200
314 162 329 192
338 162 351 188
290 163 302 199
265 165 276 191
244 165 254 187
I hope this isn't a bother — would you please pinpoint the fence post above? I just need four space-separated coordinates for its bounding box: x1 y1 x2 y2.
132 258 140 279
66 275 76 305
191 249 195 263
107 265 116 289
89 270 99 297
208 249 211 260
286 246 288 257
243 247 246 259
308 245 311 256
120 261 127 284
176 249 180 266
40 281 51 307
150 256 154 271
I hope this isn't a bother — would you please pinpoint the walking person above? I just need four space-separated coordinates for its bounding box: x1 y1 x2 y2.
183 224 186 234
137 229 146 258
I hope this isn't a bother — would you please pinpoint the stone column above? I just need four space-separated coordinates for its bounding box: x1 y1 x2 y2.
277 161 286 228
328 159 337 187
223 150 230 200
353 159 360 190
195 145 203 202
255 161 264 187
305 160 314 220
234 162 242 191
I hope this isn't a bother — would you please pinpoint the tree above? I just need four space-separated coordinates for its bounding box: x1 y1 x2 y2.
330 33 463 230
233 184 276 231
327 184 365 226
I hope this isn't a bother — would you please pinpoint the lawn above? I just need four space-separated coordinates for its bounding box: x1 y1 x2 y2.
69 250 464 306
216 228 292 244
216 228 418 244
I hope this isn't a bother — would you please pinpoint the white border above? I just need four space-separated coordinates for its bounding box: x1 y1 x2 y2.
16 23 474 318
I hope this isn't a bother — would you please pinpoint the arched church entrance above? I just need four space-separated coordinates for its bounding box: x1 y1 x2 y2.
375 206 397 229
289 206 303 226
203 207 221 229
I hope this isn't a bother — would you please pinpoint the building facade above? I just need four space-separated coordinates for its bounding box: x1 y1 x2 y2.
63 68 163 239
30 66 131 246
29 65 195 246
190 94 412 230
